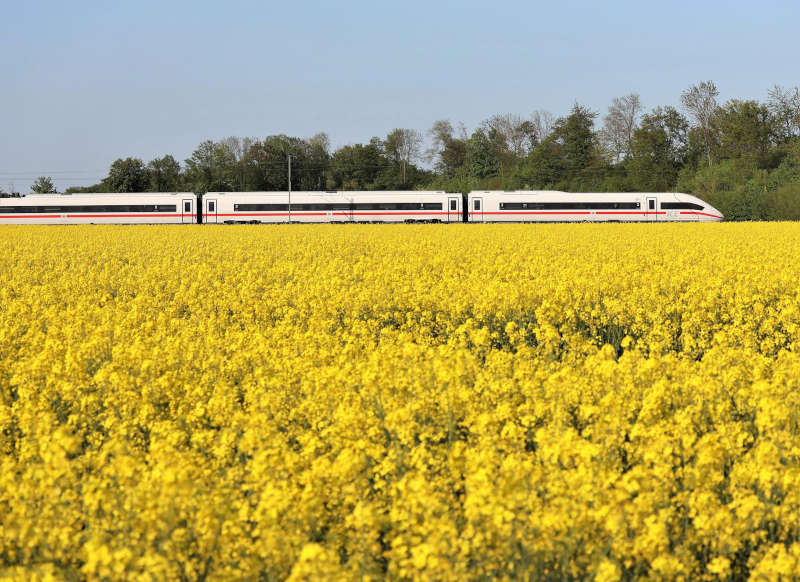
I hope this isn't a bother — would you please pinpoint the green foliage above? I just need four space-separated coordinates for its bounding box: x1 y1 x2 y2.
516 134 560 189
30 176 56 194
628 107 688 191
147 155 181 192
429 121 468 179
328 133 430 190
764 183 800 220
66 183 107 194
383 128 423 186
716 100 773 165
106 158 149 193
467 129 498 180
515 104 603 191
558 104 598 178
243 135 328 191
329 140 389 190
184 140 237 193
681 143 800 220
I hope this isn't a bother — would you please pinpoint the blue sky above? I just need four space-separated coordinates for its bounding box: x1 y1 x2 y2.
1 0 798 192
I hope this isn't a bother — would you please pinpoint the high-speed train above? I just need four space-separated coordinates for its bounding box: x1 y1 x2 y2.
0 190 723 224
467 191 724 222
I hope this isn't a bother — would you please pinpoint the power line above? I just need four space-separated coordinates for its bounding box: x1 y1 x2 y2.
0 165 411 181
0 177 106 181
0 161 420 175
0 170 107 175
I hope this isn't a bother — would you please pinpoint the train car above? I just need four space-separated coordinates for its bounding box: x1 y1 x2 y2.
0 193 197 225
203 191 462 223
466 191 724 222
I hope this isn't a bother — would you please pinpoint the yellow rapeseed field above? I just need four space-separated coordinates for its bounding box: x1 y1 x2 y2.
2 223 800 581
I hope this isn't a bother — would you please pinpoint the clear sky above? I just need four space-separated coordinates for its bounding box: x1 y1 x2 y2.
2 0 799 192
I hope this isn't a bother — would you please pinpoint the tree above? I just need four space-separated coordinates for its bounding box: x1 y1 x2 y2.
556 103 599 181
628 106 689 191
518 136 560 189
716 100 772 164
427 120 468 178
467 128 499 180
383 128 422 185
308 133 331 190
517 104 598 190
599 93 642 162
767 85 800 143
185 141 221 193
531 109 555 144
31 176 56 193
239 135 326 191
106 158 149 192
218 136 255 190
329 140 389 190
184 140 243 192
483 114 537 170
681 81 720 168
147 155 182 192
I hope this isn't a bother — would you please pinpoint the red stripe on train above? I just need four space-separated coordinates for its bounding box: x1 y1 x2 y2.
595 211 666 215
469 211 667 216
0 214 190 218
65 214 188 218
217 212 454 216
680 211 724 219
470 211 591 215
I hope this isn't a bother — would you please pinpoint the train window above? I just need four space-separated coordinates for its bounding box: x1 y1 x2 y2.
450 199 457 211
648 199 655 210
236 203 290 211
208 201 215 212
0 207 33 213
353 202 439 211
474 199 481 211
0 204 177 213
661 202 704 210
500 201 641 210
233 201 444 212
422 203 443 210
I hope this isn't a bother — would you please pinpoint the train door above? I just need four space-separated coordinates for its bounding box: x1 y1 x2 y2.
472 197 484 222
645 197 658 221
447 196 460 222
206 198 218 224
182 198 194 224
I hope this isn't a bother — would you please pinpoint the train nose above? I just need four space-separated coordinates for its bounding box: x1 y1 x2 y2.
708 206 724 221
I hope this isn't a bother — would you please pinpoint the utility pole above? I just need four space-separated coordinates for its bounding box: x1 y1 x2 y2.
288 155 292 224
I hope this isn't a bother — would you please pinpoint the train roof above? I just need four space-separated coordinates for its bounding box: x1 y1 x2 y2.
470 195 685 196
6 192 195 198
206 190 449 196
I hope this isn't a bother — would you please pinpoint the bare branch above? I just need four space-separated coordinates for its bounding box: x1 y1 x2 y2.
681 81 720 167
600 93 642 163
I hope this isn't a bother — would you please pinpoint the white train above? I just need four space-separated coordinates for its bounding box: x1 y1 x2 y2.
467 191 723 222
0 190 723 224
203 191 462 223
0 193 196 225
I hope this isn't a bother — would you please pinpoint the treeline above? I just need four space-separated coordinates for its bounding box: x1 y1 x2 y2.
31 81 800 220
62 131 433 195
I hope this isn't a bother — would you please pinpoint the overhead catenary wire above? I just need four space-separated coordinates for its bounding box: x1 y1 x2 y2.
0 162 410 179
